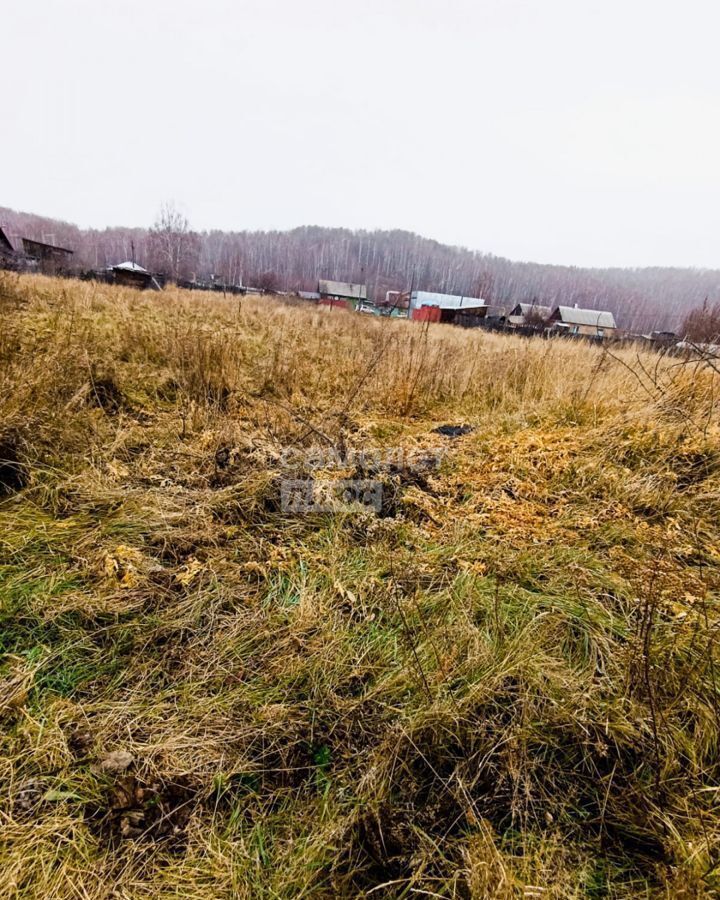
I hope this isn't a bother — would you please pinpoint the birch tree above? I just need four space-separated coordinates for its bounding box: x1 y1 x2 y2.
148 202 199 281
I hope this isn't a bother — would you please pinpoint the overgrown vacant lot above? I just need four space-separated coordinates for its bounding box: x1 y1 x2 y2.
1 274 719 898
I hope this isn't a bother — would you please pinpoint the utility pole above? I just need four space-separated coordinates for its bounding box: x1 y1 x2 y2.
406 266 416 317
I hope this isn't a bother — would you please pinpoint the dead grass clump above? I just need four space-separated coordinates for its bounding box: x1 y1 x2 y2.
2 275 720 898
335 675 674 892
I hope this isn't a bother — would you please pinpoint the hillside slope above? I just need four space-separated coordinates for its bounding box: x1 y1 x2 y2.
3 205 720 330
1 274 719 897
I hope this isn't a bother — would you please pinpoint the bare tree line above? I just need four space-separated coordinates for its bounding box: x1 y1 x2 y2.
3 204 720 331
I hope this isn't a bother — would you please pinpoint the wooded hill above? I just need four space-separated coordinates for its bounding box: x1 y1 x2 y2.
3 205 720 331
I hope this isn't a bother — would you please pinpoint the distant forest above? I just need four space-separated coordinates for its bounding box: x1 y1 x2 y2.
3 204 720 331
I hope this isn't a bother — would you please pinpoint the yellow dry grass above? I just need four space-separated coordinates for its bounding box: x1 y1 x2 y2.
1 272 719 898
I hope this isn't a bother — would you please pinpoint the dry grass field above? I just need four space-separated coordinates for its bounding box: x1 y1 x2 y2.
1 273 719 898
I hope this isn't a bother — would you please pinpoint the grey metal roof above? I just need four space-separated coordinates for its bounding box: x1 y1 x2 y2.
410 290 488 310
318 280 367 300
554 306 616 329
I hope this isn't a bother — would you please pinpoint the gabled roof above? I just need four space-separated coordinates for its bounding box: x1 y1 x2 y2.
0 225 16 255
21 237 74 255
511 303 552 319
318 279 367 300
553 306 616 329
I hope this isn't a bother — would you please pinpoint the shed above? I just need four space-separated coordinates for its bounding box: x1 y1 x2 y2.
412 305 442 323
410 290 488 324
21 238 74 275
482 305 509 321
111 261 161 291
318 280 368 308
641 330 677 346
549 305 616 337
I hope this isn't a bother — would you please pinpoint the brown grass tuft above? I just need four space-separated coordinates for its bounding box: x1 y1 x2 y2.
1 275 719 897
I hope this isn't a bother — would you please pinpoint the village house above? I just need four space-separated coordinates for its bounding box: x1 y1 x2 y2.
549 305 616 337
0 226 19 269
21 237 74 275
508 302 552 326
0 228 77 275
318 279 367 309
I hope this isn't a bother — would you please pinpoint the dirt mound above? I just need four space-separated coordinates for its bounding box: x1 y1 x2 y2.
0 433 28 496
91 773 197 848
88 375 126 414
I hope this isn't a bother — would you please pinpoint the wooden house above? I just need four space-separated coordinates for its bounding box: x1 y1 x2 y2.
549 305 616 337
21 238 74 275
0 226 18 269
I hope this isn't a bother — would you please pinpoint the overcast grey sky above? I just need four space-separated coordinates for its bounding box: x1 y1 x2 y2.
3 0 720 268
